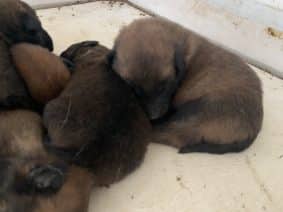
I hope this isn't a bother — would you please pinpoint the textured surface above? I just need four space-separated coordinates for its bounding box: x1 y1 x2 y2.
37 2 283 212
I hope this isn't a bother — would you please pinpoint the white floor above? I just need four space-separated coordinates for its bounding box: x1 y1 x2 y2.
37 2 283 212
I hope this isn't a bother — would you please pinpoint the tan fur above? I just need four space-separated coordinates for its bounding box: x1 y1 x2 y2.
113 17 263 153
11 43 70 104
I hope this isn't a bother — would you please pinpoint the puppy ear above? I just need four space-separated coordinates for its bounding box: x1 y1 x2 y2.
81 41 99 47
60 41 99 59
107 50 116 65
174 44 186 81
61 57 75 74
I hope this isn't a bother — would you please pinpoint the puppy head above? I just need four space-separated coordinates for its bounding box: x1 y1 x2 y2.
111 19 185 120
0 0 53 51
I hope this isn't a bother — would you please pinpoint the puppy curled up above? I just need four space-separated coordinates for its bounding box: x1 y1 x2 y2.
44 41 151 186
111 17 263 154
0 0 53 111
0 110 93 212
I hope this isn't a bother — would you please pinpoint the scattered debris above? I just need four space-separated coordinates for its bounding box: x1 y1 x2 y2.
266 27 283 39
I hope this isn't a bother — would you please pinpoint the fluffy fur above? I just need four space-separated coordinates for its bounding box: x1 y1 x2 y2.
44 41 151 186
0 0 53 111
11 43 71 104
111 17 263 154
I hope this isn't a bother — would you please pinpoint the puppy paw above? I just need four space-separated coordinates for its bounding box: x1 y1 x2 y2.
27 164 65 194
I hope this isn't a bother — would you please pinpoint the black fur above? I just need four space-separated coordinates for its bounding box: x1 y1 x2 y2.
179 138 255 154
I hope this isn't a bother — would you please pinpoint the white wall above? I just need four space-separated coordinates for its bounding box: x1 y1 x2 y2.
23 0 89 9
257 0 283 10
205 0 283 30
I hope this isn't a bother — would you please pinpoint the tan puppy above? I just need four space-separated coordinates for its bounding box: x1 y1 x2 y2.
11 43 71 104
111 17 263 154
0 110 93 212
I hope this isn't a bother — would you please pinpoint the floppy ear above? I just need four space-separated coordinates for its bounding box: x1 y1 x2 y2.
61 41 99 59
22 14 40 34
61 57 75 74
80 41 99 47
174 44 187 82
107 50 116 65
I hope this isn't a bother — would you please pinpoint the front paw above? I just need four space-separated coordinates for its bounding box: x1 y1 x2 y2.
27 164 66 194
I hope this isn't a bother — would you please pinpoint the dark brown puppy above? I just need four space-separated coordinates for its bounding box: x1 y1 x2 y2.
111 17 263 154
11 43 71 104
0 110 93 212
0 0 53 110
0 0 53 50
44 41 151 186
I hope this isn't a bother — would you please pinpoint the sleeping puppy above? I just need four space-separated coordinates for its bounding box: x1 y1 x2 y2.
0 0 53 111
0 110 93 212
44 41 151 186
111 17 263 154
10 43 71 105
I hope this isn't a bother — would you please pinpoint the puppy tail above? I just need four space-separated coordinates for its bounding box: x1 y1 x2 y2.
178 137 255 154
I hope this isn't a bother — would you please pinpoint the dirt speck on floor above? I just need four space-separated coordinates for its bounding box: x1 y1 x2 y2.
266 27 283 39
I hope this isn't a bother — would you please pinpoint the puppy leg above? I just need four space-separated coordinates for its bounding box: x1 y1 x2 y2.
153 97 255 154
152 98 203 149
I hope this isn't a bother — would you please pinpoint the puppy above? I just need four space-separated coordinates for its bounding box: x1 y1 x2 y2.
44 41 151 186
11 43 71 104
0 0 53 110
111 17 263 154
0 110 93 212
0 0 53 50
